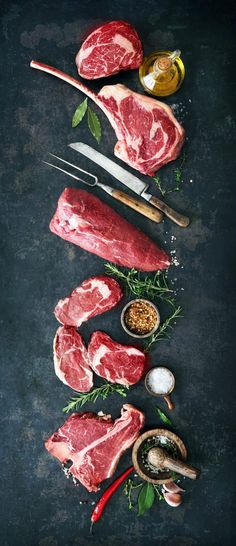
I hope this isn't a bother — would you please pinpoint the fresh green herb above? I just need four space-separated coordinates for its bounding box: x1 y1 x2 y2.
153 484 164 500
153 175 167 197
87 106 101 143
152 150 187 195
138 482 155 516
123 478 143 509
72 98 88 128
144 305 182 350
63 382 129 412
104 263 174 304
155 407 172 426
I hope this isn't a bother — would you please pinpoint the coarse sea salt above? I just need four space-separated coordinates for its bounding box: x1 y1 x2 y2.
146 367 174 395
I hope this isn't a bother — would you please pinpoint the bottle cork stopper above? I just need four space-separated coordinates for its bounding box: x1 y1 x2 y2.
154 56 172 72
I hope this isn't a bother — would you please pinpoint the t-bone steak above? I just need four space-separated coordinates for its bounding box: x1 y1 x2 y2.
30 61 185 176
54 276 123 327
75 21 143 80
45 404 144 492
49 188 170 271
88 331 146 386
53 326 93 392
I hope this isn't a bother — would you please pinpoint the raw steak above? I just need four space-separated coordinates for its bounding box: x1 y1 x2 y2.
49 188 170 271
76 21 143 79
54 276 123 327
53 326 93 392
88 331 146 386
30 61 185 176
45 404 144 492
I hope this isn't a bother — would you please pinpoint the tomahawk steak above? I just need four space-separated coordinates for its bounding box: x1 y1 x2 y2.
30 61 185 176
76 21 143 79
54 276 123 327
88 331 146 386
49 188 170 271
45 404 144 492
53 326 93 392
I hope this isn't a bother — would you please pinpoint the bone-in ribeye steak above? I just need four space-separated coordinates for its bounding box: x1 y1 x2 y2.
76 21 143 79
49 188 170 271
53 326 93 392
54 276 123 327
88 331 146 386
45 404 144 492
30 61 185 176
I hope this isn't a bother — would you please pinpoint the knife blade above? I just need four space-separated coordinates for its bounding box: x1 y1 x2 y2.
68 143 190 228
69 142 149 195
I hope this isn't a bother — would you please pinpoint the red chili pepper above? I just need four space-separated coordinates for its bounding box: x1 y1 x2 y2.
90 466 134 530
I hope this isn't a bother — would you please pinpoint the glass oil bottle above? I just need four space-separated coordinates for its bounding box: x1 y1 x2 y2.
139 49 185 97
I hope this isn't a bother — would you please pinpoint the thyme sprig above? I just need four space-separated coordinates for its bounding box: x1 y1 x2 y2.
63 382 129 413
144 305 182 350
152 175 167 196
124 478 143 509
104 263 174 304
124 478 164 514
153 150 187 196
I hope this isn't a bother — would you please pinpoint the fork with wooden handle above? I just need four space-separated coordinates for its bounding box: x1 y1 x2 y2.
43 153 164 223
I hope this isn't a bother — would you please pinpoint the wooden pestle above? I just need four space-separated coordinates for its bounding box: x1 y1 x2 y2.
147 447 200 480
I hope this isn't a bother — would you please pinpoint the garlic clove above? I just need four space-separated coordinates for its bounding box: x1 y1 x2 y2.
163 481 185 494
163 491 182 507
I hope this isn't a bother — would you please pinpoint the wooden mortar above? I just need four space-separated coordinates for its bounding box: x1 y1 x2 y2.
132 428 200 484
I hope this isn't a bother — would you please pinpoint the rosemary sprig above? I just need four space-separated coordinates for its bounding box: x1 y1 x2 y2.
144 305 182 350
104 263 174 304
63 382 129 413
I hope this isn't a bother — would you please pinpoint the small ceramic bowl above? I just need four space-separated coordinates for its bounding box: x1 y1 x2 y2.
120 298 160 339
145 366 175 410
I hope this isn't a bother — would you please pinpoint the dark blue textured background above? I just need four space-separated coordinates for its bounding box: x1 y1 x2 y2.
1 1 235 545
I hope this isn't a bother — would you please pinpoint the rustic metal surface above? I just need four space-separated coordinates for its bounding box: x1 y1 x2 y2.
1 0 235 545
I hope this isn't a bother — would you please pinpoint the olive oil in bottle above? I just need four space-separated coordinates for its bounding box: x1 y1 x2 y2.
139 49 185 97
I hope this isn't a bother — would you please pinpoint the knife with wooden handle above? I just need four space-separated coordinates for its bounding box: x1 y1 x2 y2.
111 189 163 223
43 153 163 223
68 143 190 228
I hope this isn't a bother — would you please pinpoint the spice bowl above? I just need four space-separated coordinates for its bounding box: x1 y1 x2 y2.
120 298 160 339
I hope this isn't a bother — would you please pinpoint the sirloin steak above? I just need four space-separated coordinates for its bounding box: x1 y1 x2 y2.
30 61 184 176
45 404 144 492
88 331 146 386
54 276 123 327
53 326 93 392
76 20 143 79
49 188 170 271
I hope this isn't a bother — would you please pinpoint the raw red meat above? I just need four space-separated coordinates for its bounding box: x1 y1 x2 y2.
76 21 143 79
49 188 170 271
88 331 146 386
53 326 93 392
30 61 184 176
45 404 144 492
54 276 123 327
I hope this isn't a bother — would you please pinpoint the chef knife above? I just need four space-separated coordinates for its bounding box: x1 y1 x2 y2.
68 143 190 228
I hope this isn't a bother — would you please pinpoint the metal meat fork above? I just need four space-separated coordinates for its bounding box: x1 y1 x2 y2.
42 153 163 223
